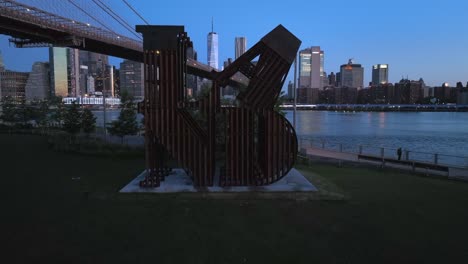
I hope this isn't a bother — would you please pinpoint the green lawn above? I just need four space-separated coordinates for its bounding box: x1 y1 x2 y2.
2 134 468 263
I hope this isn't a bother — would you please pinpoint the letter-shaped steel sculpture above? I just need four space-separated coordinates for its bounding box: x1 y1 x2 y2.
137 25 301 187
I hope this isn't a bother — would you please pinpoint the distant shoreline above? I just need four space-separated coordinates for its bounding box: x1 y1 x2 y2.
282 104 468 112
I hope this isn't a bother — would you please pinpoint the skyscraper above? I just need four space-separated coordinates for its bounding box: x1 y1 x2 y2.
287 80 294 100
220 58 235 97
207 19 219 69
298 46 324 89
79 50 109 77
328 72 336 87
48 48 105 98
79 50 110 95
113 67 120 96
336 72 341 87
235 37 246 59
67 48 80 97
105 65 114 97
340 59 364 89
372 64 389 85
79 65 89 95
322 71 328 88
49 47 69 97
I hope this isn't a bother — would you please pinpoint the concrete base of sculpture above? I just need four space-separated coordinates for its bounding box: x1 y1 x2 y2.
120 168 317 199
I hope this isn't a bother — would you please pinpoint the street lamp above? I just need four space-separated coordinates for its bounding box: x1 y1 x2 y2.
96 59 109 138
293 52 297 129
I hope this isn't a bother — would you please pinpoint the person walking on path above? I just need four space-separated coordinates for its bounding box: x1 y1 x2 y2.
397 147 402 160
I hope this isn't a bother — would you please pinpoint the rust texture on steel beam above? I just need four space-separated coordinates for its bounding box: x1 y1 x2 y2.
137 24 300 188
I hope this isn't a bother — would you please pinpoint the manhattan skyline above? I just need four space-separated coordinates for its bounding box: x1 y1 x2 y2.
0 0 467 87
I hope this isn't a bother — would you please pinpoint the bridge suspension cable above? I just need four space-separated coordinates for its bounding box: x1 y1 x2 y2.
121 0 149 25
91 0 142 40
66 0 116 34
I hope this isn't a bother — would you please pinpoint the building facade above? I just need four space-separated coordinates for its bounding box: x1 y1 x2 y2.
113 67 120 97
235 37 246 60
340 59 364 89
394 79 423 104
297 87 319 104
86 75 95 95
434 83 457 103
79 50 109 79
79 65 89 95
458 87 468 104
372 64 389 85
25 62 50 101
49 47 69 97
220 58 235 97
287 80 294 100
335 87 358 104
119 60 144 100
298 46 324 89
328 72 336 87
67 48 80 97
79 50 110 95
0 71 29 100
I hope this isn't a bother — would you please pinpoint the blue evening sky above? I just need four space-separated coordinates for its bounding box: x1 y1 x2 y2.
1 0 467 87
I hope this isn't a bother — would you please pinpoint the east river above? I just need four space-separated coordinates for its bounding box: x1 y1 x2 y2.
93 110 468 166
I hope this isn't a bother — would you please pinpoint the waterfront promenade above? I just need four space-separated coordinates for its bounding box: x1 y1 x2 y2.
300 145 468 180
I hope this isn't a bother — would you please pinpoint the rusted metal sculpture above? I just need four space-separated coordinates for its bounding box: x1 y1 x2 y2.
136 25 301 187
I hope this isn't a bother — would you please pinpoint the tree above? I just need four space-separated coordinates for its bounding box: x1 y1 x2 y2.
120 90 134 108
192 82 212 101
107 108 139 143
108 91 139 143
81 108 96 136
49 96 65 127
274 90 287 116
0 96 18 125
16 99 35 127
36 100 50 130
62 102 81 136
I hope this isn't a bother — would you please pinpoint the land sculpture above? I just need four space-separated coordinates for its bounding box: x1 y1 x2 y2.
136 25 301 187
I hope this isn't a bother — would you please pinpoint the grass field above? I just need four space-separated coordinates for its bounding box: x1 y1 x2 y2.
2 134 468 263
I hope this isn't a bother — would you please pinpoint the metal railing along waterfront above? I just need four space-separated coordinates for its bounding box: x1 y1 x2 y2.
298 137 468 169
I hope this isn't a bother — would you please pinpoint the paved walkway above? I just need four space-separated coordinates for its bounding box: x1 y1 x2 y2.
301 147 359 162
301 146 468 180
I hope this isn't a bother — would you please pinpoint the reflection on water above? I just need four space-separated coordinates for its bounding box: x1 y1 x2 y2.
286 111 468 158
378 112 385 129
